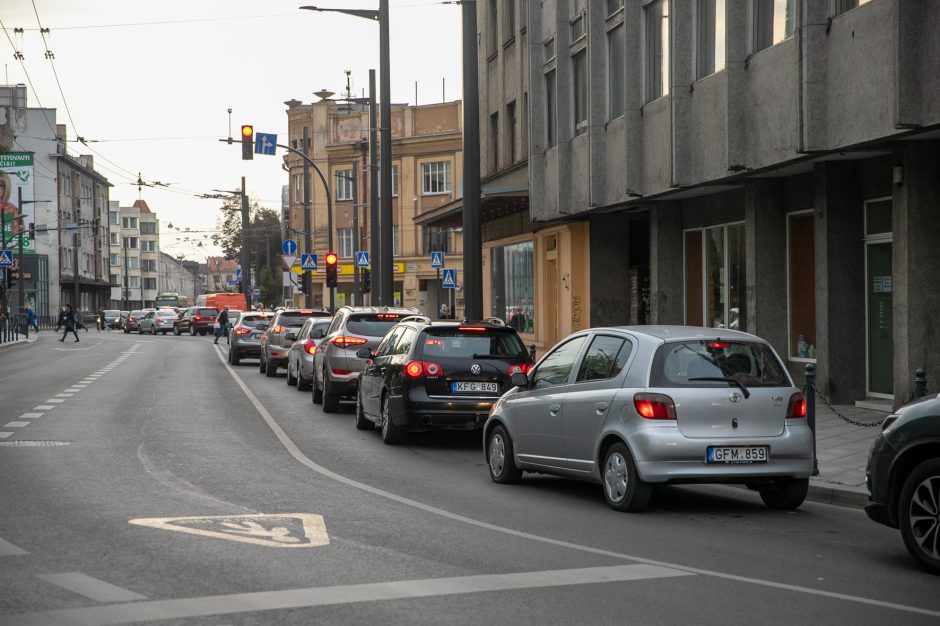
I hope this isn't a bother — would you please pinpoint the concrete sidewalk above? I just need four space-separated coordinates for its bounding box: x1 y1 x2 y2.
0 332 39 350
807 402 889 508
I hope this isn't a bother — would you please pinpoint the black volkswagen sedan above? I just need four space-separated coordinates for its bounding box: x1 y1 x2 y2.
354 317 532 445
866 392 940 574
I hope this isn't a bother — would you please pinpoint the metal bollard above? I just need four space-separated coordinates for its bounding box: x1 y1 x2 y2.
914 368 927 399
804 363 819 476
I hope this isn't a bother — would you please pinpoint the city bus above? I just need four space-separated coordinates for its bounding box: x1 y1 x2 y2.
154 292 191 309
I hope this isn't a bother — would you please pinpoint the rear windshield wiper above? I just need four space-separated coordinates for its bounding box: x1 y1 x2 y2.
688 377 751 399
472 353 509 359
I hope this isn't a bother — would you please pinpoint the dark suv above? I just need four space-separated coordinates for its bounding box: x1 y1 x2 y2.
866 393 940 574
173 307 219 336
354 317 532 444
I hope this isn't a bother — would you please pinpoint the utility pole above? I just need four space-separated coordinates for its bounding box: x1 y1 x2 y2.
462 0 482 320
302 127 313 308
73 230 80 310
369 69 379 306
123 236 129 310
379 0 393 306
240 177 251 309
352 156 360 305
16 187 24 312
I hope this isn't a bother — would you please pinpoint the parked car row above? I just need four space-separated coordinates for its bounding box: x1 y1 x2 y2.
223 307 940 574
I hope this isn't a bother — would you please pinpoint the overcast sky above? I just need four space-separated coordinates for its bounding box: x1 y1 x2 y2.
1 0 463 260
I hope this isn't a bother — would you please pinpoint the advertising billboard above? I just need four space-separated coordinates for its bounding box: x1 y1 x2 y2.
0 152 35 253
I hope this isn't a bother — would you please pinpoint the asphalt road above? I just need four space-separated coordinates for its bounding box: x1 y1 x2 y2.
0 330 938 625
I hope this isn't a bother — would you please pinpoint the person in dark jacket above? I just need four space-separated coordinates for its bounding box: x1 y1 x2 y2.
58 304 79 342
213 306 229 344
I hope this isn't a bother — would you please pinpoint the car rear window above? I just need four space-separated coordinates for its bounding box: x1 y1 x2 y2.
197 308 218 316
345 313 406 337
240 316 271 329
420 328 527 359
157 312 177 318
650 340 789 388
278 311 324 327
130 311 142 317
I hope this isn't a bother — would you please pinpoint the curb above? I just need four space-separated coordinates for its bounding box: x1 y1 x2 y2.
807 479 869 509
0 335 39 351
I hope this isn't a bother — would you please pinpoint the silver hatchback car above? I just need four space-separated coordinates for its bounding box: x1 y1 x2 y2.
286 316 332 391
484 326 814 512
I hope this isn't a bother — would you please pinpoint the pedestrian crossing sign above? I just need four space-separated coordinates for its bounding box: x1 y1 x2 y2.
356 251 369 267
430 251 444 268
301 253 317 271
442 268 456 289
0 250 12 268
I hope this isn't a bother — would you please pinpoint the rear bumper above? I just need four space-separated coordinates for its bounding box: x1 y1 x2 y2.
396 391 496 430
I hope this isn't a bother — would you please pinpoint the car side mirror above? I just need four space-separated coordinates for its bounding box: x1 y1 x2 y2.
311 328 325 339
510 372 529 388
284 332 297 341
355 347 373 360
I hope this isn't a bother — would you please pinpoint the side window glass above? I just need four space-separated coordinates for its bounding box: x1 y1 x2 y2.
533 336 587 388
394 328 417 355
327 313 344 336
576 335 632 382
375 328 402 358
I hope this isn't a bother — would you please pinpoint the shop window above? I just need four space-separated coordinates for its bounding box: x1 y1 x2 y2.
788 212 816 360
684 223 746 330
490 240 535 334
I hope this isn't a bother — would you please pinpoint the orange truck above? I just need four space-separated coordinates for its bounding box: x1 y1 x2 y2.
197 292 247 311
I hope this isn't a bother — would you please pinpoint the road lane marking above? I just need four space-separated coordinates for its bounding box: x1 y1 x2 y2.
211 344 940 620
4 422 29 428
56 394 74 397
129 514 329 548
0 432 13 439
20 413 43 419
34 406 54 410
6 564 687 625
37 573 147 603
0 537 28 556
45 399 65 403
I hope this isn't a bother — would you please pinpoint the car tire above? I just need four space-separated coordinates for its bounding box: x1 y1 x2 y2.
286 362 297 386
200 330 207 336
312 373 323 404
163 330 168 335
380 393 404 445
355 392 373 430
602 443 651 512
174 326 181 336
123 327 129 334
487 424 522 484
189 325 196 336
322 375 339 413
151 326 157 335
297 374 311 392
231 350 241 366
265 360 278 377
759 478 809 511
259 355 267 374
898 458 940 574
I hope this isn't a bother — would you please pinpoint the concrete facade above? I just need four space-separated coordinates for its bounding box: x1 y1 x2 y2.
525 0 940 406
158 251 197 305
108 200 160 309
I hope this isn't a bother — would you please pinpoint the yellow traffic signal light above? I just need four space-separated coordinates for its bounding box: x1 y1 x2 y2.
241 125 254 160
325 252 338 288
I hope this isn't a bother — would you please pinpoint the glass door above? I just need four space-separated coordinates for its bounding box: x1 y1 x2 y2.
866 241 893 397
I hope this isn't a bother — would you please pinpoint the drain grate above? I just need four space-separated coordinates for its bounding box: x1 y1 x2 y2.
0 441 71 447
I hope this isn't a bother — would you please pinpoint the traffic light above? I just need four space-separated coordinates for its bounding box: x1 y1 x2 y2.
325 252 338 288
361 269 371 294
236 280 242 292
241 125 254 160
28 222 35 241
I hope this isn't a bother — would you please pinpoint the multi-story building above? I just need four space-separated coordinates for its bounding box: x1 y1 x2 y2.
108 200 160 309
158 251 197 305
524 0 940 407
284 95 464 315
205 256 238 293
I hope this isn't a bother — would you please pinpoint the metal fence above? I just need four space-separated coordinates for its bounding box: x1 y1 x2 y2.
0 315 21 344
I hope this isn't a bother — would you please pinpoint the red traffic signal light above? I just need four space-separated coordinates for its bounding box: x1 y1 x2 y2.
325 252 338 288
241 125 254 160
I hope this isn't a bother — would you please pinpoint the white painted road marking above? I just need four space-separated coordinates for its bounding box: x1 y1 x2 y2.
37 572 147 603
34 406 54 410
45 399 65 403
0 537 28 556
4 422 29 428
5 564 687 625
20 413 43 419
56 393 74 397
129 514 329 548
0 432 13 439
209 344 940 620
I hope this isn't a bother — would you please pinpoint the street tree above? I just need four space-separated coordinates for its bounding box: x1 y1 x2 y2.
215 201 283 275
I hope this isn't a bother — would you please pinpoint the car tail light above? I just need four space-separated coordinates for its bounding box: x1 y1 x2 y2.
507 363 531 377
129 317 136 322
234 326 252 335
303 339 318 355
156 317 164 323
458 326 487 331
706 341 730 349
272 324 285 334
193 315 202 321
633 393 677 420
332 335 367 349
786 392 806 419
404 361 443 378
332 369 352 376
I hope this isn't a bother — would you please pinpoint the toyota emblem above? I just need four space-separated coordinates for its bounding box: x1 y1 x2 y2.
728 392 743 403
470 364 481 375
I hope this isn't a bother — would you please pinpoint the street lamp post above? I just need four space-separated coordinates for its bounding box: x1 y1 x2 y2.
462 0 482 320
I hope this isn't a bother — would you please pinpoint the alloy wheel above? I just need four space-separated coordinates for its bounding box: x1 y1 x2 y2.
604 452 628 503
908 475 940 561
489 433 506 477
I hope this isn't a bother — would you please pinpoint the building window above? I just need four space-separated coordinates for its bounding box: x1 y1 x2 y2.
421 161 451 195
338 228 355 259
143 277 157 290
335 169 353 201
110 253 119 266
490 240 535 334
503 0 515 42
392 225 400 257
645 0 670 102
128 256 139 270
608 24 625 121
122 217 138 229
573 50 588 136
487 0 498 55
110 232 119 245
110 273 120 285
125 237 138 249
788 212 816 360
293 173 302 204
607 0 624 15
753 0 795 52
490 112 500 171
545 69 557 148
570 10 585 41
109 211 119 225
142 240 156 252
379 165 398 197
142 259 157 271
832 0 870 17
507 101 517 164
140 222 156 235
424 226 450 255
684 223 746 330
696 0 725 79
128 276 139 288
544 37 555 62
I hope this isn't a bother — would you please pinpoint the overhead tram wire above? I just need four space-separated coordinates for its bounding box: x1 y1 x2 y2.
0 18 60 143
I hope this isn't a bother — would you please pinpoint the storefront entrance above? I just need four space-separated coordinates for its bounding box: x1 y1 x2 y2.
865 198 893 398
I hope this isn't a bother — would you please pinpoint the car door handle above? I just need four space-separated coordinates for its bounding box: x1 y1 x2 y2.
594 402 609 414
549 403 561 415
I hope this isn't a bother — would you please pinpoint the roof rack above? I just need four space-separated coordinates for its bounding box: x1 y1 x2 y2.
481 317 506 327
400 315 431 325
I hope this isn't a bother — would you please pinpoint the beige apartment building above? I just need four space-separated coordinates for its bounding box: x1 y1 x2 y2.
284 97 464 315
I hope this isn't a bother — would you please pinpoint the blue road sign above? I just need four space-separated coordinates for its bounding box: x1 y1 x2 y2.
252 286 261 297
430 251 444 269
442 268 456 289
255 133 277 156
235 268 242 280
227 279 238 287
356 251 369 268
282 239 298 255
0 250 12 268
301 253 318 271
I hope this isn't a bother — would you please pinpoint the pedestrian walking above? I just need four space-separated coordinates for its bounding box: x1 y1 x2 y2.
57 304 79 342
213 306 230 344
26 306 39 332
97 307 106 332
74 310 88 332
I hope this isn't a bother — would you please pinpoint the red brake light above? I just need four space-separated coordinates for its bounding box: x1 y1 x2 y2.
332 336 368 349
272 324 285 334
303 339 318 355
707 341 730 349
156 318 164 323
404 361 443 378
405 361 424 378
424 362 443 377
507 363 531 376
787 392 806 419
458 326 487 332
234 326 252 335
633 393 677 420
376 314 401 319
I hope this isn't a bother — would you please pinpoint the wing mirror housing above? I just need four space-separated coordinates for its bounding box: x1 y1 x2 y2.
311 328 325 339
355 347 373 360
284 332 297 342
510 372 529 388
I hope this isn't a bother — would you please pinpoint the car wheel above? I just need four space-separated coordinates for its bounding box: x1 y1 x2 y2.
286 361 297 386
151 326 157 335
163 330 168 335
199 330 207 336
322 374 339 413
602 443 651 512
898 459 940 574
380 393 404 445
174 326 181 336
265 359 278 377
355 391 373 430
259 354 267 374
231 350 241 366
297 374 311 391
123 327 129 334
487 425 522 484
312 371 323 404
759 478 809 511
189 325 196 336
